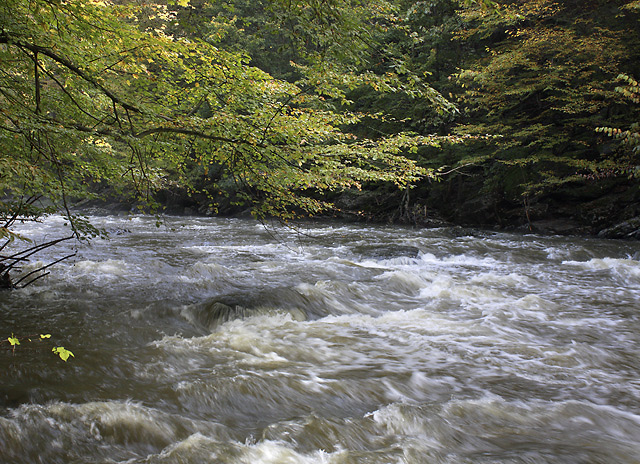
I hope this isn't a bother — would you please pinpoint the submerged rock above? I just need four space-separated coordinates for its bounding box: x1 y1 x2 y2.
352 245 421 260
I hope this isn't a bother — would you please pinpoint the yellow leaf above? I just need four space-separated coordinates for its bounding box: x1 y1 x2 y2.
52 347 75 362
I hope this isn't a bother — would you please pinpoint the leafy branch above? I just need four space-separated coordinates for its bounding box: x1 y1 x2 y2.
0 31 142 115
597 75 640 140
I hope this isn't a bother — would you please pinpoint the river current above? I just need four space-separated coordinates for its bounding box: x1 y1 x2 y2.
1 214 640 463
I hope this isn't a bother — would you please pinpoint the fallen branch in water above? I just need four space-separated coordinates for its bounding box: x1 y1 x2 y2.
0 236 75 289
13 252 77 288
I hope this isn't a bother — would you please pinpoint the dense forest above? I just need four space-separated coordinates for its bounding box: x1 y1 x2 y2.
1 0 639 256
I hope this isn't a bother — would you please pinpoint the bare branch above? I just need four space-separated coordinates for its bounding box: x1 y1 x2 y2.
134 126 263 146
0 236 74 266
14 252 76 288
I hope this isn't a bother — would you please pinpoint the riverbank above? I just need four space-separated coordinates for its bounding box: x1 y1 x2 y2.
330 176 640 239
142 174 640 239
76 174 640 240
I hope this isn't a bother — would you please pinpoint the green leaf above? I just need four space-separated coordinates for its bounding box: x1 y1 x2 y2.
8 336 20 346
52 346 75 362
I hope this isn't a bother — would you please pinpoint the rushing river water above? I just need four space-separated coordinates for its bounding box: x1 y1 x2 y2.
1 214 640 463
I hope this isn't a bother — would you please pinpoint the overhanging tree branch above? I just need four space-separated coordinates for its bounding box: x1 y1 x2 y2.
0 31 142 115
133 126 265 147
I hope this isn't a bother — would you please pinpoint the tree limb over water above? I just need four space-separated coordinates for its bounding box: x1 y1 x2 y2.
1 0 445 258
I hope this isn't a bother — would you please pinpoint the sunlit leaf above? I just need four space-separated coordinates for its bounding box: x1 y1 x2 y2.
52 347 75 362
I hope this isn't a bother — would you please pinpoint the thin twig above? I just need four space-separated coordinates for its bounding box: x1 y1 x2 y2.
2 236 74 265
14 252 76 287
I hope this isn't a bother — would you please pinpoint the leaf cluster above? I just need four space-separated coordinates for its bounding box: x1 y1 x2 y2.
1 0 457 239
2 333 74 361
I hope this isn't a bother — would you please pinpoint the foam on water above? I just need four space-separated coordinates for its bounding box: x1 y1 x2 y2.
0 401 234 463
2 215 640 463
72 259 131 277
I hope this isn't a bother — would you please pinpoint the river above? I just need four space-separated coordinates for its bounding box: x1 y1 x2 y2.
1 214 640 463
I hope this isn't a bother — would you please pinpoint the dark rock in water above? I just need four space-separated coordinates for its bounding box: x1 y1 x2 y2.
598 216 640 239
198 302 250 330
183 286 335 332
1 265 12 290
352 244 421 260
107 227 131 236
0 388 31 410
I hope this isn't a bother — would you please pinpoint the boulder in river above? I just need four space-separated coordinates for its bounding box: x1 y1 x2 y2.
598 216 640 239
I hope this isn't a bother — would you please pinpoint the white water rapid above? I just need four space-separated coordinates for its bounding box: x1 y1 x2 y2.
1 215 640 463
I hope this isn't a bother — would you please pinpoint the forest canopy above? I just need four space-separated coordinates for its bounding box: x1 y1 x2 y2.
1 0 640 272
0 0 448 235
